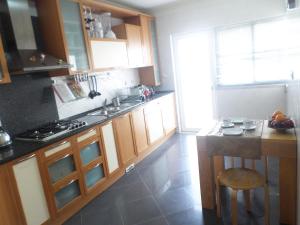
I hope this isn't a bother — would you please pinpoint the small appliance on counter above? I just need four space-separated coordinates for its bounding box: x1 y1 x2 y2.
15 120 88 142
0 120 12 148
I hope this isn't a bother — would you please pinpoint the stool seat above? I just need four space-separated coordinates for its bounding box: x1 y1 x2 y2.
218 168 265 190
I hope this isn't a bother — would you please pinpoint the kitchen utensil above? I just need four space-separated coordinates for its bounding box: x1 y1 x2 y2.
0 120 12 148
88 76 96 99
112 96 121 107
93 75 101 97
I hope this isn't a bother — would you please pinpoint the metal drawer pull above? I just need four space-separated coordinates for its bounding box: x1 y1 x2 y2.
17 154 35 163
93 163 101 169
57 141 68 147
87 129 96 134
66 179 76 187
53 154 71 163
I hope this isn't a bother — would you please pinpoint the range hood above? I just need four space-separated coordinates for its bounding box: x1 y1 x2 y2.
1 0 70 74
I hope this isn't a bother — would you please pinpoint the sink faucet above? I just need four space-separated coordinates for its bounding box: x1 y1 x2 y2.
103 98 107 109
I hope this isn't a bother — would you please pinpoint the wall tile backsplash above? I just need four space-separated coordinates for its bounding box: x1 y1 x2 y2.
53 69 140 119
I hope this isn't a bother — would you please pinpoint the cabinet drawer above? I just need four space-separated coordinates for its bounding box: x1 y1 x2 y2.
77 128 99 143
44 140 72 158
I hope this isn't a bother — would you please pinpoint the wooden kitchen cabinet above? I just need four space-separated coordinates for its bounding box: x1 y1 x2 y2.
113 113 137 166
11 154 50 225
76 127 107 194
113 24 144 68
0 35 11 84
41 138 84 215
130 107 149 154
100 121 120 175
144 99 165 145
160 93 177 134
89 39 128 70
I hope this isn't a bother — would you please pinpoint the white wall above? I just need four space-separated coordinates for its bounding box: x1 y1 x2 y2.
151 0 291 119
216 84 287 119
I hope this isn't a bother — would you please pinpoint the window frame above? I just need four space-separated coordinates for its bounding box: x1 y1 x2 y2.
214 14 300 87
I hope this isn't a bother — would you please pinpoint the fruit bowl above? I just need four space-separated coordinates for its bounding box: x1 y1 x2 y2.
268 119 295 132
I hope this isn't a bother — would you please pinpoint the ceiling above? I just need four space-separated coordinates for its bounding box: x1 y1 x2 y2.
106 0 180 9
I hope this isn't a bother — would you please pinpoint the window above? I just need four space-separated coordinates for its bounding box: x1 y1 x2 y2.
216 17 300 85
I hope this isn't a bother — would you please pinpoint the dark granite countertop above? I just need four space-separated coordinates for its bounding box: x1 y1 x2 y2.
0 91 174 165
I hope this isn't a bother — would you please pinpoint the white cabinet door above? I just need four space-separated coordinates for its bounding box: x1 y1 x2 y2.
13 156 50 225
101 122 120 174
144 101 165 145
161 94 177 134
90 40 128 69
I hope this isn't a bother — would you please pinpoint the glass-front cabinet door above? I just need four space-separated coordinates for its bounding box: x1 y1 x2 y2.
59 0 90 72
44 140 83 212
77 135 107 192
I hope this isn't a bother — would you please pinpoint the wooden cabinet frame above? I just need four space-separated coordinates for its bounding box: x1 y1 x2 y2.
39 137 85 218
75 132 108 194
0 35 11 84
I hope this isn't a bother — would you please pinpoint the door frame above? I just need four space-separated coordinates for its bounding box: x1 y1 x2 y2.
170 30 217 133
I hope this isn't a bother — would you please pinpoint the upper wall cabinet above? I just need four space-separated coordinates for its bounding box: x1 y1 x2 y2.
0 35 11 84
113 24 144 68
36 0 91 75
90 39 128 70
36 0 156 75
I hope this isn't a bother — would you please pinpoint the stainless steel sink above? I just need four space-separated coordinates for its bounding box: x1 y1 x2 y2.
87 101 142 117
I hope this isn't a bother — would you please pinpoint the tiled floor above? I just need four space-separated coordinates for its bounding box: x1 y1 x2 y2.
64 133 279 225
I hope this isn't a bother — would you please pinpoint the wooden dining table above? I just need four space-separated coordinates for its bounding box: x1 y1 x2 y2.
196 120 297 225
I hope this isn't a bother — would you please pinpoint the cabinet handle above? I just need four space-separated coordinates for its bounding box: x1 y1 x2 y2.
92 163 101 169
53 141 69 149
87 129 96 134
66 179 76 186
16 154 35 163
53 153 71 163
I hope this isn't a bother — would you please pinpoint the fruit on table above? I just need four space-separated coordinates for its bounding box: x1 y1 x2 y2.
272 110 283 120
274 113 287 122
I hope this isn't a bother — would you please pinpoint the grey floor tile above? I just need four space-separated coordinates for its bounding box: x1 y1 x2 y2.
155 187 196 215
82 206 123 225
63 212 82 225
118 196 162 225
136 216 169 225
166 207 225 225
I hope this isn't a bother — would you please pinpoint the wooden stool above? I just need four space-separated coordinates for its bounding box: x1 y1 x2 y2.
215 157 269 225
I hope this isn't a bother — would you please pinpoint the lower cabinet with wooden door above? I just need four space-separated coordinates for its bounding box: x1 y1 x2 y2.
113 113 137 166
100 121 121 175
41 138 83 217
10 154 50 225
144 99 165 145
130 106 149 154
75 127 107 194
160 93 177 135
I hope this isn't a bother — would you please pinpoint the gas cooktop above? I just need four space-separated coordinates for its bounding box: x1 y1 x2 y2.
16 120 87 142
